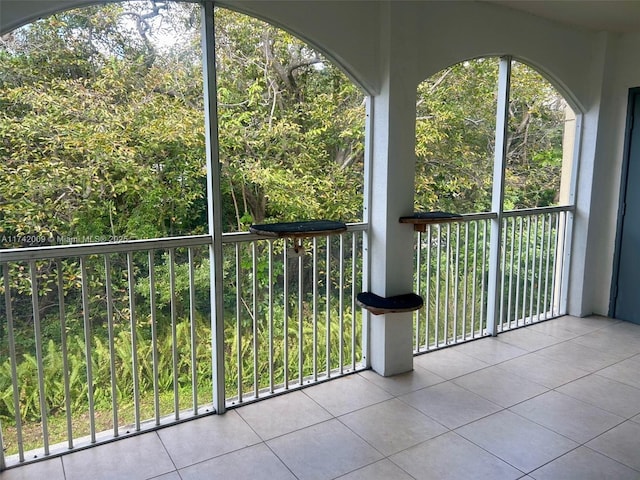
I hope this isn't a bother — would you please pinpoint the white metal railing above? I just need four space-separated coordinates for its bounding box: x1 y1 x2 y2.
0 235 214 466
413 213 494 351
0 207 571 467
0 225 365 469
220 225 366 406
498 206 572 331
413 206 573 352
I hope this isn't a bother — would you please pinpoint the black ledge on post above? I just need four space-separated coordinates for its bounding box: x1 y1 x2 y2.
249 219 347 238
399 211 463 232
249 220 347 254
356 292 424 316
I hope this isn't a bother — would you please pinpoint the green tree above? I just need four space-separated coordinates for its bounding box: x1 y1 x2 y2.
415 58 569 214
0 2 206 243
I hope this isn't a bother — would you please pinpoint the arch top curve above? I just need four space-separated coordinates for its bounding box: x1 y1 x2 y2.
1 0 381 96
2 0 605 109
1 0 119 34
415 54 584 116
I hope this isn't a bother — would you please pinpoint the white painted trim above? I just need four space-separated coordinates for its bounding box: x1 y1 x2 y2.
486 56 512 336
201 1 226 414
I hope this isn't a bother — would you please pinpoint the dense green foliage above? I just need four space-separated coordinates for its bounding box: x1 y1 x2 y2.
416 58 568 213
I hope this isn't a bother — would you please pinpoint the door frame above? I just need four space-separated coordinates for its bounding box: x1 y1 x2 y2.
609 87 640 317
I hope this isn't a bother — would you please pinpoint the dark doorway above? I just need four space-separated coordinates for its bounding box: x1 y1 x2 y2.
611 87 640 324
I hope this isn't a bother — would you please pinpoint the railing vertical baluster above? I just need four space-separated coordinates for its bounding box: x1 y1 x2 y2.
522 217 531 324
251 242 259 398
56 260 73 448
536 215 546 322
529 216 539 323
283 242 289 388
462 222 469 340
550 213 561 316
415 231 422 351
0 420 5 470
559 212 570 315
147 252 159 426
453 223 460 342
3 263 24 461
444 224 451 344
298 242 304 385
471 223 478 338
312 238 318 381
80 257 96 442
169 248 179 418
507 218 516 328
524 215 530 323
543 213 552 318
236 244 244 399
351 233 357 369
339 234 345 374
480 220 488 332
418 225 431 350
325 235 331 378
558 212 570 315
268 240 275 392
188 248 199 411
127 253 141 430
29 261 49 454
514 218 523 326
499 219 507 331
559 212 565 315
425 225 432 348
104 256 120 434
435 224 441 346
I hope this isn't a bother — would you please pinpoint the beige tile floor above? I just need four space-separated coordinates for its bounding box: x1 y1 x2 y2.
2 315 640 480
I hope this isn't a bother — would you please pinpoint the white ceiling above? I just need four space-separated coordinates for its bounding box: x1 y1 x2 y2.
1 0 640 35
488 0 640 34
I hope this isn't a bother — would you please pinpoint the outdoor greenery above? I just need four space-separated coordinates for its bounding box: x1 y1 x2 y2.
0 1 570 455
415 58 569 213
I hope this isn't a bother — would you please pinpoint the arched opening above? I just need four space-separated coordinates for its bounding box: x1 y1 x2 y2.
413 57 577 351
415 57 575 214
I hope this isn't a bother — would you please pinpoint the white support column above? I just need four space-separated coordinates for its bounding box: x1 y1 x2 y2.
361 96 373 369
201 1 226 414
367 5 417 375
486 56 511 336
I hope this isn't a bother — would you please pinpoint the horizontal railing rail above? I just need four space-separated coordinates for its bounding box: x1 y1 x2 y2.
502 204 575 217
0 235 214 262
